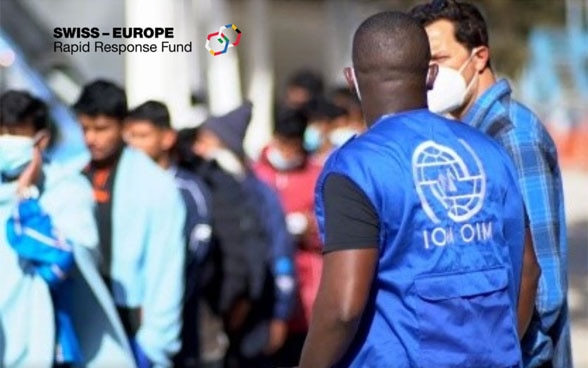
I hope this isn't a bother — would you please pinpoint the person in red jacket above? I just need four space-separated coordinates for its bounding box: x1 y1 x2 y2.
253 108 322 367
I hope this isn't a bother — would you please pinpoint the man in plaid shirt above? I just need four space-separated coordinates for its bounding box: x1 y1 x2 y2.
411 1 571 367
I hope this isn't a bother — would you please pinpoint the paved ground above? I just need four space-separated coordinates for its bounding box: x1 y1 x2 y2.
563 170 588 367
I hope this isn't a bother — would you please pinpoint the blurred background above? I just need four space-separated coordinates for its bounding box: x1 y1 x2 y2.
1 0 587 365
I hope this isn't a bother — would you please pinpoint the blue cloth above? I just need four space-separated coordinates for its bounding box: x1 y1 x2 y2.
463 79 571 368
108 148 186 367
7 199 75 286
131 338 153 368
315 109 525 367
52 282 83 363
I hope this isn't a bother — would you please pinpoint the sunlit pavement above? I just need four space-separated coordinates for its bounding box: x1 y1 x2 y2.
563 170 588 368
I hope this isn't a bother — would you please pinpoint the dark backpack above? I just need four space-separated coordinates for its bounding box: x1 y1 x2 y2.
198 162 269 316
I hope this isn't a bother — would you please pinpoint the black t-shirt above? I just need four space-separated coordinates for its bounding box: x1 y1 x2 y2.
83 164 117 278
322 173 380 253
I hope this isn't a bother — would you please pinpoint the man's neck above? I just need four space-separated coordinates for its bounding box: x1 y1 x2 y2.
362 83 428 127
158 155 171 170
90 145 124 170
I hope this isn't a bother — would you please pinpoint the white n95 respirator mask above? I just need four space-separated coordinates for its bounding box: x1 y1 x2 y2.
427 51 479 115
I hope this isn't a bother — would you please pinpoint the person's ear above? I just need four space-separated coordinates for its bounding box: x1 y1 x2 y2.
472 46 490 72
343 67 356 92
426 64 439 90
161 129 177 151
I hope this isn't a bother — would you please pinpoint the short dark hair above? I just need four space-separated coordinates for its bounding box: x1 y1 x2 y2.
127 100 171 129
305 97 348 122
175 126 205 170
0 90 49 132
409 0 489 51
274 108 308 140
352 11 430 76
73 79 127 120
287 69 324 98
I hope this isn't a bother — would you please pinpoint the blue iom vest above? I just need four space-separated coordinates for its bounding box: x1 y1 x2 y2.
315 109 525 368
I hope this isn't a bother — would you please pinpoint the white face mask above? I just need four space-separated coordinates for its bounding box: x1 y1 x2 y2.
329 127 358 147
207 148 245 179
266 146 303 171
0 135 35 178
427 51 478 115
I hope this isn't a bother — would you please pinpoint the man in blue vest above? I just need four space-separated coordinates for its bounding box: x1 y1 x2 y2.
299 11 540 368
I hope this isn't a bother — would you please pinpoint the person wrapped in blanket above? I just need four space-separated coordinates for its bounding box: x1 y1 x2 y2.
0 90 133 367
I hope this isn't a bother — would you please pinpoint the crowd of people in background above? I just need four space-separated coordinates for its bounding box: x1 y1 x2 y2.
0 1 571 367
0 64 364 368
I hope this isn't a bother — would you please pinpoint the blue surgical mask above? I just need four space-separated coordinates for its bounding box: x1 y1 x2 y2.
0 135 35 178
267 147 303 171
303 125 322 152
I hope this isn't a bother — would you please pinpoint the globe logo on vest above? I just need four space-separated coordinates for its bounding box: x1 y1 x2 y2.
412 139 486 224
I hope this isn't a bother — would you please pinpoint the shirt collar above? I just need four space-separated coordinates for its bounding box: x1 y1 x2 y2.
463 79 512 132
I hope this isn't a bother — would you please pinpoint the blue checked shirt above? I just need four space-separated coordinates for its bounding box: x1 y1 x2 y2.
463 79 571 368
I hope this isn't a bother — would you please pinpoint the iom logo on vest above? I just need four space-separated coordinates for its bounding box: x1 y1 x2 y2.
412 139 492 249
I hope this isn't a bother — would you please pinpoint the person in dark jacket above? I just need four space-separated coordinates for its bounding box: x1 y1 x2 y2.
177 102 296 368
124 100 213 367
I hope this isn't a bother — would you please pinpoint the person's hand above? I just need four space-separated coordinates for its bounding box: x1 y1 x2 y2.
16 146 42 198
264 319 288 355
226 298 251 333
